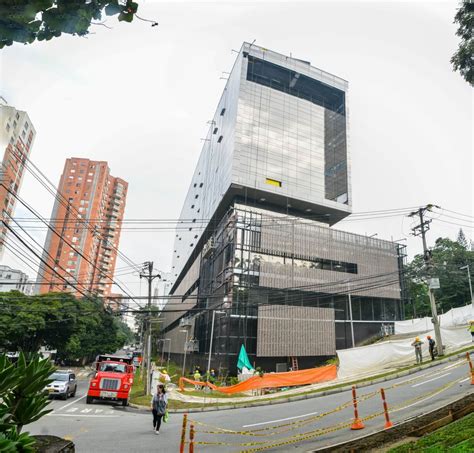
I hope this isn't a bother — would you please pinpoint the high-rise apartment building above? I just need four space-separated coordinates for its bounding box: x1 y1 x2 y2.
0 98 36 259
37 158 128 297
0 264 33 295
161 43 407 373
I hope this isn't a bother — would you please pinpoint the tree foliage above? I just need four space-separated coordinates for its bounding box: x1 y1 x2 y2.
406 236 474 317
0 0 150 49
0 352 56 452
451 1 473 85
134 305 160 354
0 292 134 362
457 228 469 249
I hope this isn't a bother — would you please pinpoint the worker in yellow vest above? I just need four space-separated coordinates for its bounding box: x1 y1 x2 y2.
468 320 474 342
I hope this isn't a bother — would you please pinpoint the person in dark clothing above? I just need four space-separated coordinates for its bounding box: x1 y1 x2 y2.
427 335 436 361
150 384 168 434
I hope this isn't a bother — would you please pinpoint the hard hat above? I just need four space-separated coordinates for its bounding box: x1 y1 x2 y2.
427 336 431 339
415 337 420 341
162 370 168 374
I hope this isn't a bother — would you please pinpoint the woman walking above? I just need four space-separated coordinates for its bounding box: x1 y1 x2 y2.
150 384 168 434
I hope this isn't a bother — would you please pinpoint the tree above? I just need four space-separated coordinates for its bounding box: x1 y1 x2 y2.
406 236 474 316
0 0 157 49
0 292 133 363
134 306 160 355
451 1 473 85
457 228 469 249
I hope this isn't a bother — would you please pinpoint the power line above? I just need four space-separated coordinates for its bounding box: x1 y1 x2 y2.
7 146 141 272
0 220 93 301
0 182 142 305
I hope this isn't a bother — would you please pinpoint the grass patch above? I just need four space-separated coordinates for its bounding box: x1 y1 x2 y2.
130 370 147 405
178 389 248 399
387 412 474 452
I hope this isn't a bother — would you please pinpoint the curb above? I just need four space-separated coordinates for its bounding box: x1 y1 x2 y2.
130 348 473 414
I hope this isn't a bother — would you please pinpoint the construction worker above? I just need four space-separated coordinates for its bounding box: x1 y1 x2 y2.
193 368 202 390
469 321 474 342
427 335 436 361
411 337 424 364
209 369 216 384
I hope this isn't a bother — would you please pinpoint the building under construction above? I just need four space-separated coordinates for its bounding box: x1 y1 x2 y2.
160 43 407 374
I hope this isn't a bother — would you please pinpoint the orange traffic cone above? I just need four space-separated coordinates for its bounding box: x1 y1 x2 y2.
350 385 365 430
467 352 474 385
380 388 393 429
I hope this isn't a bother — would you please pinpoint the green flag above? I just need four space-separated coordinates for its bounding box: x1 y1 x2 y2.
237 344 254 371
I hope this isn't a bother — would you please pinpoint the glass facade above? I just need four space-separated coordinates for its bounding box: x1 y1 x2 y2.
246 55 346 114
170 43 351 283
191 204 404 373
161 43 404 374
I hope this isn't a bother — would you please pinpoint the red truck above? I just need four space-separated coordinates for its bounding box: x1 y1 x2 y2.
86 354 134 406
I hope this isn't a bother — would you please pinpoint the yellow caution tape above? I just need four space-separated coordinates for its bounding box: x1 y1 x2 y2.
190 375 466 452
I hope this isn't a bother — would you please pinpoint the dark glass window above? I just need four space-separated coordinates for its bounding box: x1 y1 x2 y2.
246 56 345 115
213 127 218 134
220 108 226 116
217 135 223 143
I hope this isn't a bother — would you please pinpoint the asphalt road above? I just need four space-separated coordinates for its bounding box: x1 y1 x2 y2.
28 355 474 452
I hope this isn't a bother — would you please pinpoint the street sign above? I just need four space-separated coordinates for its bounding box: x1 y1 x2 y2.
429 278 440 289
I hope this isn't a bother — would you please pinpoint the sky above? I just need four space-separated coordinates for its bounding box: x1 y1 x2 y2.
0 0 472 298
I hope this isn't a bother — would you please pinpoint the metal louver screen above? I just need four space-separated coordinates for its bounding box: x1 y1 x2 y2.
256 305 336 357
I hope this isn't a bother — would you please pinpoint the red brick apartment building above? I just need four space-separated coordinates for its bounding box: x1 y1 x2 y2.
37 158 128 297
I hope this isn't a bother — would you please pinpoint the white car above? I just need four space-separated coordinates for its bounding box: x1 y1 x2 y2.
45 371 77 400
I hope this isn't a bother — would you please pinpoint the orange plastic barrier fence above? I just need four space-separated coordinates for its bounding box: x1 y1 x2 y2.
179 365 337 394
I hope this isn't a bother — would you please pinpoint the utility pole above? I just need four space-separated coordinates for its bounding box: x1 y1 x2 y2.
409 204 444 356
460 265 473 308
140 261 161 395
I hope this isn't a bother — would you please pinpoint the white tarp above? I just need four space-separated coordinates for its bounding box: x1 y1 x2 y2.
337 325 472 379
395 304 474 334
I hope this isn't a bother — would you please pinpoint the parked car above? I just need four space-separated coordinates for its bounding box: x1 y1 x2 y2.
45 370 77 400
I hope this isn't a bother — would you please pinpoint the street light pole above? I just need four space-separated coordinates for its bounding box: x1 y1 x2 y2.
180 329 189 376
206 310 225 377
158 338 171 370
347 293 355 348
460 265 474 308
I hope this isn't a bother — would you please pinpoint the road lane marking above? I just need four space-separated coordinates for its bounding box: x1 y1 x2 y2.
411 373 451 387
394 371 432 386
94 409 103 414
66 408 78 413
459 377 470 383
242 411 318 428
81 409 93 413
47 414 119 418
393 384 451 412
443 361 463 370
54 395 86 412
